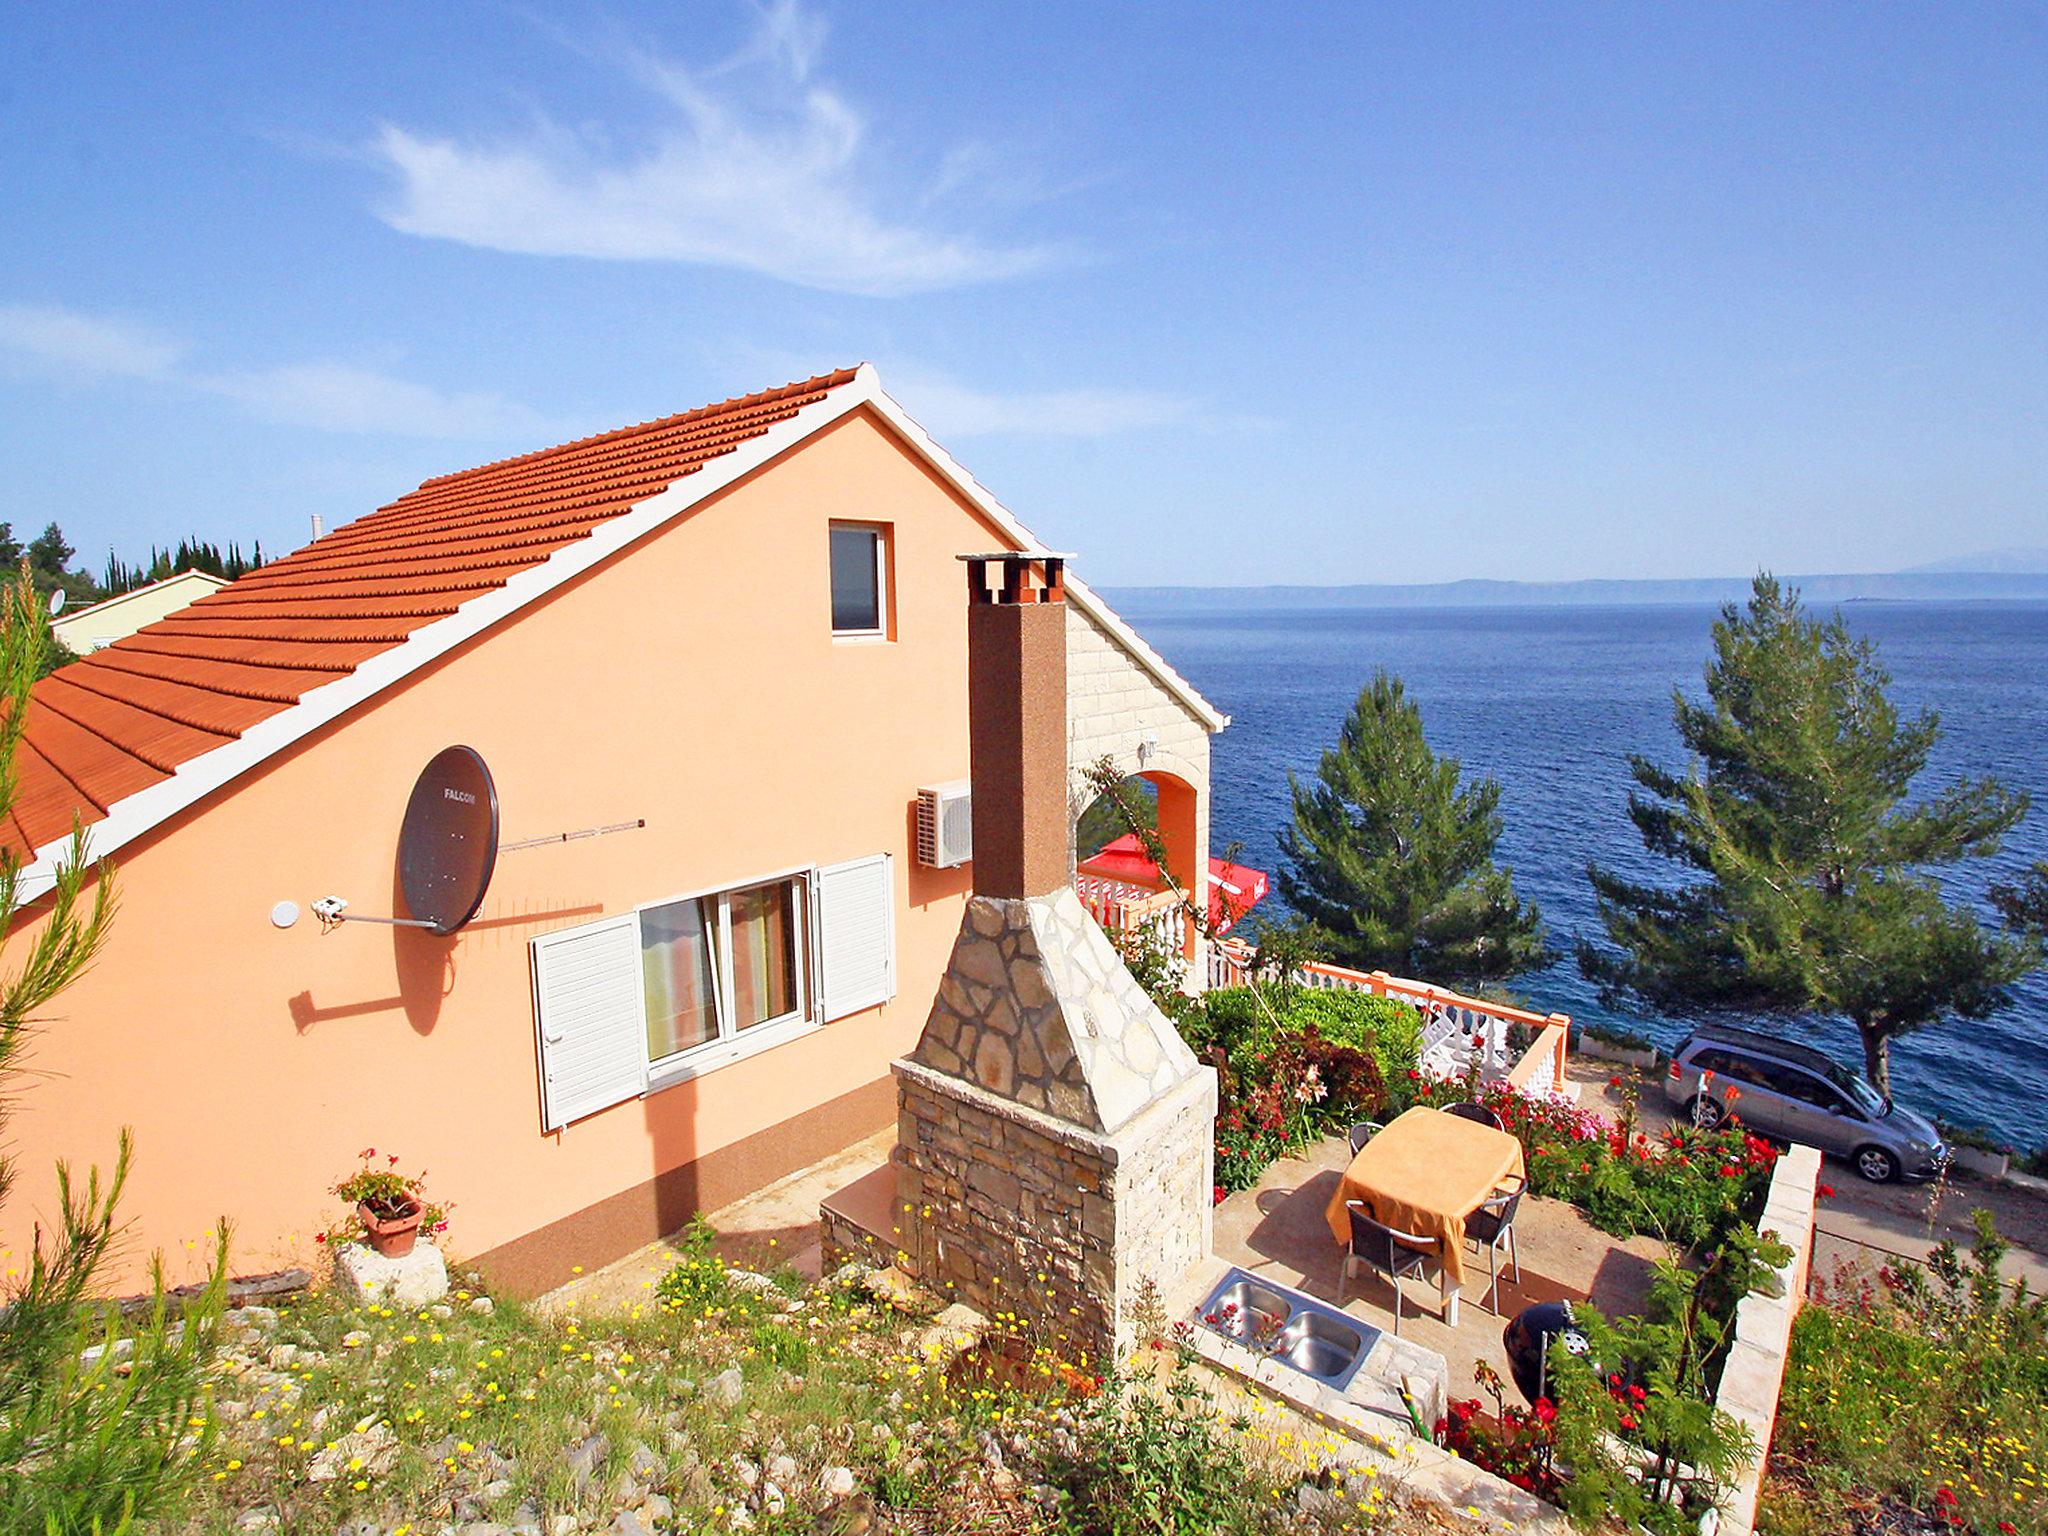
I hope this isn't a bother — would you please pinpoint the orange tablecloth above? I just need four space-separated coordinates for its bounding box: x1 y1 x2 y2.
1322 1106 1526 1290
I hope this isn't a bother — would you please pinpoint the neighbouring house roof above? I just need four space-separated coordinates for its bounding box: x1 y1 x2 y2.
8 365 1224 894
52 568 230 652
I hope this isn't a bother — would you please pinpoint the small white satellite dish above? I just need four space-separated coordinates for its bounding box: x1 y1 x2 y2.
270 900 300 930
47 590 65 618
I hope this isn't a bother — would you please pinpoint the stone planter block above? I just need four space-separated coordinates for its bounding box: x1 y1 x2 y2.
333 1238 449 1308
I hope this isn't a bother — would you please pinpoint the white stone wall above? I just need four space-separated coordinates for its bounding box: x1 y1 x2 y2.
1066 603 1214 982
1714 1142 1822 1536
1066 604 1211 812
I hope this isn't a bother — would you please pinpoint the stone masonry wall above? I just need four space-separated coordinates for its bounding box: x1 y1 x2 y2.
1067 603 1210 814
895 1063 1120 1364
893 1058 1216 1366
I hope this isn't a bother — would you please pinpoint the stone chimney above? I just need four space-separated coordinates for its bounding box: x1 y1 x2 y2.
891 553 1217 1365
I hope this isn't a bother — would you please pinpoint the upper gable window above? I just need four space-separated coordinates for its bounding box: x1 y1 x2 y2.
830 522 889 637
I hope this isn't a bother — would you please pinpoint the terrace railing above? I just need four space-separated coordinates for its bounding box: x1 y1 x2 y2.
1075 874 1187 957
1207 937 1573 1092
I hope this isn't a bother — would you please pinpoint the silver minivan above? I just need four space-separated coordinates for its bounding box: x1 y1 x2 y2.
1662 1024 1949 1183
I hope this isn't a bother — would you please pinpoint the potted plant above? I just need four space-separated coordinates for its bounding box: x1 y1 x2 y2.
325 1149 449 1259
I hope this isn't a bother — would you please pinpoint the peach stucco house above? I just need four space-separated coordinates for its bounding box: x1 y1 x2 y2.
1 367 1225 1294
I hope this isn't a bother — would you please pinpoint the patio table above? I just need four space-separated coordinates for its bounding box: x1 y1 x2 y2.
1322 1104 1525 1326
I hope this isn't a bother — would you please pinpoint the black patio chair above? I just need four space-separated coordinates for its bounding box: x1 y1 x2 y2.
1346 1120 1386 1157
1339 1200 1439 1335
1445 1100 1505 1130
1463 1174 1525 1313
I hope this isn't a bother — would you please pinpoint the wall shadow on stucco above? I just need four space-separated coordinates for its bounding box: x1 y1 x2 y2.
288 989 407 1032
641 1086 706 1247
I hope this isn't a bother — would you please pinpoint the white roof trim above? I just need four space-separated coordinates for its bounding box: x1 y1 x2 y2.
849 371 1227 736
15 364 1224 901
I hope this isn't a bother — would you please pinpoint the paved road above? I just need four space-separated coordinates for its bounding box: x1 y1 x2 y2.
1568 1061 2048 1297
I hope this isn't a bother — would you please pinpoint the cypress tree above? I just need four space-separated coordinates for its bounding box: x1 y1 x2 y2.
1278 670 1546 983
1582 575 2041 1096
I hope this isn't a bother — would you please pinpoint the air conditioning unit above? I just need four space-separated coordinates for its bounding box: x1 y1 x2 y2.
916 780 973 868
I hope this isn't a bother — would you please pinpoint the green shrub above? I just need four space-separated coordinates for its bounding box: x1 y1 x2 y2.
1197 986 1401 1193
1285 989 1424 1083
0 568 227 1536
1770 1214 2048 1536
0 1146 228 1536
1187 986 1421 1089
654 1217 739 1313
1044 1372 1279 1536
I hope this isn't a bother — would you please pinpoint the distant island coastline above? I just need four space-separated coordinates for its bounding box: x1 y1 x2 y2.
1103 570 2048 611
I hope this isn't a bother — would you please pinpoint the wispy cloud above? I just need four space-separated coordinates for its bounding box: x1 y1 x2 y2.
0 303 551 440
369 1 1067 297
0 304 182 381
196 362 551 439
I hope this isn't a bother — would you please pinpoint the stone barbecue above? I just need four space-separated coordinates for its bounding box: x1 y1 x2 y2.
891 553 1216 1366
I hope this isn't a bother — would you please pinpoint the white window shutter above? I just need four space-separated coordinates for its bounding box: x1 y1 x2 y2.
817 854 895 1021
532 915 646 1131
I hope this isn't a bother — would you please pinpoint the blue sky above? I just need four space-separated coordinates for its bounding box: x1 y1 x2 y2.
2 1 2043 586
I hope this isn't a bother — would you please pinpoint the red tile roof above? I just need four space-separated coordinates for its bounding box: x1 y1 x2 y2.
11 369 860 858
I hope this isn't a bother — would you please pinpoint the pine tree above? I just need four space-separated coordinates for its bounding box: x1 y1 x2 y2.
1994 862 2048 936
23 522 102 609
0 563 226 1529
1277 671 1546 982
1582 575 2041 1096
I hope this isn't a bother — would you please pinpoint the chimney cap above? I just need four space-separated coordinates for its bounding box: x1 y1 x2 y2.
962 550 1074 606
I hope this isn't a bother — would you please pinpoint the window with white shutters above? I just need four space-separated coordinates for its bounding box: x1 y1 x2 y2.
530 855 897 1126
532 915 647 1131
817 854 895 1020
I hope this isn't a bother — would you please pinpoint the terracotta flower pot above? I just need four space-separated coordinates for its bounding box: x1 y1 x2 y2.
358 1197 424 1258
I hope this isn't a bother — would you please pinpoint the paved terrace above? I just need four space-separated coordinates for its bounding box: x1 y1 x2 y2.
1212 1131 1667 1412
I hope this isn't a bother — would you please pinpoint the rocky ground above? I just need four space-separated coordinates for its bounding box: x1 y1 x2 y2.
159 1253 1454 1536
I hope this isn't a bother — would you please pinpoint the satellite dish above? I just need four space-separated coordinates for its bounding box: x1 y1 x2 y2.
397 746 499 935
270 900 300 929
47 590 65 617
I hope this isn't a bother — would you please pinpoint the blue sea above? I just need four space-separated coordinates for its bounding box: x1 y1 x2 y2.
1113 598 2048 1149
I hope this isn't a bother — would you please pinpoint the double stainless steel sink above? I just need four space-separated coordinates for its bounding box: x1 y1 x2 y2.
1194 1268 1380 1392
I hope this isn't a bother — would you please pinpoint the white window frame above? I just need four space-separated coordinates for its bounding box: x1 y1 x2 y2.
829 520 890 640
643 864 821 1091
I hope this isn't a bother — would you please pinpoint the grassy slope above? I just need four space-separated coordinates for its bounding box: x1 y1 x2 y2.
166 1253 1437 1536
